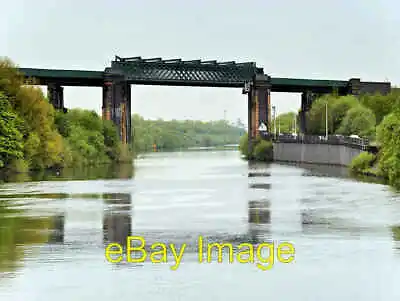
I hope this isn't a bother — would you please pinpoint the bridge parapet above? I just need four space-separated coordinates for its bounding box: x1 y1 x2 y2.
267 134 370 151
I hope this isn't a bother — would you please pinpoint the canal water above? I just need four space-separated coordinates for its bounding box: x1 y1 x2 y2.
0 150 400 300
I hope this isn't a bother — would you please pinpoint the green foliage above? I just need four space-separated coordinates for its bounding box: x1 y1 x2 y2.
360 90 400 125
272 112 298 134
132 114 245 153
375 110 400 189
0 58 131 174
252 138 273 162
330 95 359 132
306 95 331 135
54 109 130 167
0 92 24 168
349 152 376 174
336 105 376 139
239 132 273 162
306 94 359 135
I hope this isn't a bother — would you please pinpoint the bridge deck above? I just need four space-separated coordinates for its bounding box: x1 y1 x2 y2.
271 77 348 93
19 68 105 87
18 67 350 92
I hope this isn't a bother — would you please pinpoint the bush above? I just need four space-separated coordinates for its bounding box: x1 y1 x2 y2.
253 139 273 162
350 152 376 174
239 132 273 162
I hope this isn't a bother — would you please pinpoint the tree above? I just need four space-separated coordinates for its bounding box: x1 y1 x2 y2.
305 95 331 135
0 92 24 168
376 109 400 189
272 112 298 134
330 95 359 132
360 90 400 125
336 105 376 138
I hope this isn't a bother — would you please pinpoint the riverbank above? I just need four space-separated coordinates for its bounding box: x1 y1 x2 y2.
0 58 132 178
238 133 273 162
348 107 400 190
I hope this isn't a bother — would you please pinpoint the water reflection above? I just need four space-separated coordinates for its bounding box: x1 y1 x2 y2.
392 226 400 251
103 193 132 248
0 163 134 183
248 183 272 190
248 200 271 224
48 214 65 244
247 166 272 244
0 198 55 273
247 200 271 244
248 172 271 177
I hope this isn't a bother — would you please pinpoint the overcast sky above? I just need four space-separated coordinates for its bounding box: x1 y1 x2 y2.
1 0 398 125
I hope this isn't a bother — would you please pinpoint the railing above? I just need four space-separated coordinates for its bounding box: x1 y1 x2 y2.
260 133 371 151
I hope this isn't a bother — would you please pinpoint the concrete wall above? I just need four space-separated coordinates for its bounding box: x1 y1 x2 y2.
273 142 363 166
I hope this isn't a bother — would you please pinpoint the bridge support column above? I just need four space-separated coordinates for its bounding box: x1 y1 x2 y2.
253 74 271 137
102 80 132 144
348 78 361 96
47 83 65 112
299 91 317 134
247 74 271 155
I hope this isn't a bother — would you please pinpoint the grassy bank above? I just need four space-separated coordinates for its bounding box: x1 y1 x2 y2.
0 58 132 178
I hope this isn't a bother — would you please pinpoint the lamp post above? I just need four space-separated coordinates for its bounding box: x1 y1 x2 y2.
325 102 328 140
278 118 281 136
272 105 276 139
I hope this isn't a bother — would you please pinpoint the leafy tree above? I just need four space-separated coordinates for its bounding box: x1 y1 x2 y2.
336 105 376 138
376 109 400 189
330 95 359 132
271 112 298 134
0 92 24 168
305 95 331 135
360 90 400 125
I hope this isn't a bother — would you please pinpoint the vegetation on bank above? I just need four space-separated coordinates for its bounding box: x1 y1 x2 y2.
131 114 245 153
239 133 273 162
0 58 131 175
303 90 400 190
271 111 299 134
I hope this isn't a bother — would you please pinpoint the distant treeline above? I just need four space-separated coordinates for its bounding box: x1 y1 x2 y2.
131 114 246 152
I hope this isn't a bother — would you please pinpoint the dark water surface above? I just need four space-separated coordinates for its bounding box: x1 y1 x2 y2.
1 150 400 300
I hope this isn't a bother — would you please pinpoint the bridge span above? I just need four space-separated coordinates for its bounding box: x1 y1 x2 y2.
17 56 391 150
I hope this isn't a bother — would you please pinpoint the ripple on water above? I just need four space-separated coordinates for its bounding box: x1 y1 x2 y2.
1 151 400 300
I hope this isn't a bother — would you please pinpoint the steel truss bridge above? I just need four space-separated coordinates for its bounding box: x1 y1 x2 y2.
17 55 391 149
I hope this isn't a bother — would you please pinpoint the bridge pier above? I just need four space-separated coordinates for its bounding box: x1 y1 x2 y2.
348 78 361 96
299 91 318 134
47 83 66 112
247 74 271 155
102 79 132 144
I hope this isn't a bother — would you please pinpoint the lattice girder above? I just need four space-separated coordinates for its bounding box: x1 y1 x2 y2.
108 56 261 87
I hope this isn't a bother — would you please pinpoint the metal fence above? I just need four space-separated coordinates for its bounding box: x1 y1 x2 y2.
260 133 370 151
